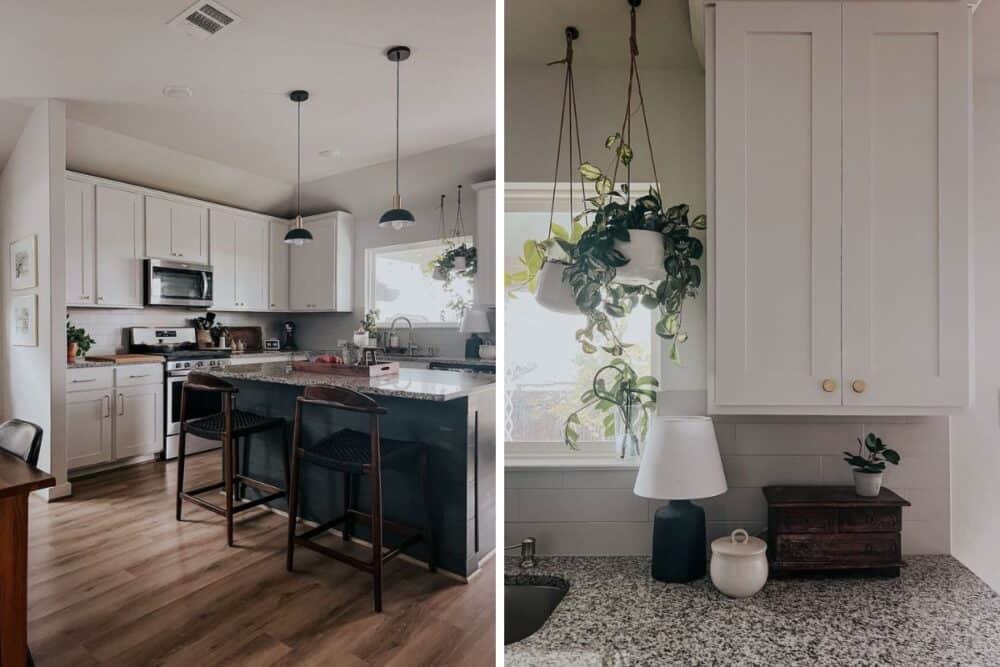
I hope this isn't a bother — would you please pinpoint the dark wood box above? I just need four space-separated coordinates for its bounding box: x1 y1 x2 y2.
763 486 910 577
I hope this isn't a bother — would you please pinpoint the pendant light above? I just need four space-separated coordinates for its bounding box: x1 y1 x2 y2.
284 89 313 245
378 46 415 230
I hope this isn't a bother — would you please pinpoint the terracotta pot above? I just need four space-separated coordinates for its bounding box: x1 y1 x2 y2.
67 342 79 364
614 229 666 285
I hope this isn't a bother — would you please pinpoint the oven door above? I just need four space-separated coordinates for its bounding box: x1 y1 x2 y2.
146 259 213 307
164 372 223 459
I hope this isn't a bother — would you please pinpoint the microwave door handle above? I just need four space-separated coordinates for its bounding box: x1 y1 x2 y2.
201 272 209 300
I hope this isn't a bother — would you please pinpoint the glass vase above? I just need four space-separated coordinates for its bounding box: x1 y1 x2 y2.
614 402 644 460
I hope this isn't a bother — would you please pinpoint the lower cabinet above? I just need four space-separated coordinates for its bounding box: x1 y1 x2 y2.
66 389 113 469
114 383 164 459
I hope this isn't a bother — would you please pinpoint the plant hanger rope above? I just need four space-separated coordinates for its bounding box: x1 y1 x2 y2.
546 26 587 239
438 193 447 241
611 0 661 202
452 185 466 237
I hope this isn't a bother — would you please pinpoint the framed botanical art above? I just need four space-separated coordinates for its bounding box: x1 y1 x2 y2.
10 235 37 290
10 294 37 347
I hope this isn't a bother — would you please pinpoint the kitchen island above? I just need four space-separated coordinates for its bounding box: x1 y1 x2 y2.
202 362 495 578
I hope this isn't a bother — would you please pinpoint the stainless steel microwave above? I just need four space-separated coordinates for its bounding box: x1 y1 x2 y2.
145 259 214 308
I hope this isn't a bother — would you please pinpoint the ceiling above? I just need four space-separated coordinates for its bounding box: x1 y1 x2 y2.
505 0 700 69
0 0 495 184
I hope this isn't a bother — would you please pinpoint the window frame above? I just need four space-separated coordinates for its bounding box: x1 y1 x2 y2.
504 183 663 458
364 236 475 328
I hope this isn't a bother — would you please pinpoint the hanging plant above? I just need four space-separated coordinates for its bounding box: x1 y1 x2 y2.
432 185 478 284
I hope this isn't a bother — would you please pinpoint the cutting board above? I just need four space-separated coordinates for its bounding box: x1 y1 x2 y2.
86 354 165 365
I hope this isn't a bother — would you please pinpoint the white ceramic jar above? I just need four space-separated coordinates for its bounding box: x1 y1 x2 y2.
710 529 769 598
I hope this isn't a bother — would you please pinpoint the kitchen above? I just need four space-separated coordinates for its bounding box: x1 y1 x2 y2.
0 1 496 664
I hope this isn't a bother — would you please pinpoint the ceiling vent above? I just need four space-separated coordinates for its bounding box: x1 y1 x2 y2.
168 1 241 39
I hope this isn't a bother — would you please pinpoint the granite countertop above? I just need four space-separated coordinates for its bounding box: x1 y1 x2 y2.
505 555 1000 666
66 360 115 369
379 353 496 367
204 361 495 402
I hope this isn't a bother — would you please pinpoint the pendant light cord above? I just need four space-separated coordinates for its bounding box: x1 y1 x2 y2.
395 57 401 199
297 98 302 220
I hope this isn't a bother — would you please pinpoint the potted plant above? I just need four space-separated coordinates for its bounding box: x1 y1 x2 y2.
431 243 478 284
843 432 901 497
354 309 380 347
505 225 585 314
66 316 95 364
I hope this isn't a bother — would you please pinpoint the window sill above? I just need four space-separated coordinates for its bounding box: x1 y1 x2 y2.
504 442 640 470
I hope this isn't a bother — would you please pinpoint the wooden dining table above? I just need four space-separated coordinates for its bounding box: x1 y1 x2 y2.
0 451 54 666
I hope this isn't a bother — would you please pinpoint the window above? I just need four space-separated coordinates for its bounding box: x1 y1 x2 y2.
504 185 654 446
365 237 474 326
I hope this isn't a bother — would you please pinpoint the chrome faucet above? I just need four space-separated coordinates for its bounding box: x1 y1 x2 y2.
389 316 417 356
505 537 537 569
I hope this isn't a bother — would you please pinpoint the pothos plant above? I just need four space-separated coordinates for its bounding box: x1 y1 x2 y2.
432 242 477 286
557 133 706 450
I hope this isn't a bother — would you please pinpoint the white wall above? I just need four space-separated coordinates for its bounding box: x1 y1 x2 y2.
507 418 950 556
950 76 1000 590
0 100 68 497
295 135 495 356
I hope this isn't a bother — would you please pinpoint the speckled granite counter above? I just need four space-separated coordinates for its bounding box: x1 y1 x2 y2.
66 360 114 368
505 555 1000 666
205 361 494 401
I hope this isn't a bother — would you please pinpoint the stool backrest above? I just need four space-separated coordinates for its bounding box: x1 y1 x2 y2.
0 419 43 468
184 372 238 394
300 385 386 415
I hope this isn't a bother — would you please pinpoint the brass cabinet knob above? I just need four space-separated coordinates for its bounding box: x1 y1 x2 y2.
821 378 837 393
852 379 867 394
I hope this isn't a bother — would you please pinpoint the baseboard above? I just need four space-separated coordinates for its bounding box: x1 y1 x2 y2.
39 482 73 501
68 454 157 480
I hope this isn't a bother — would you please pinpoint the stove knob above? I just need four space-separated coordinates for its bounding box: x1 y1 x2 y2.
183 362 191 369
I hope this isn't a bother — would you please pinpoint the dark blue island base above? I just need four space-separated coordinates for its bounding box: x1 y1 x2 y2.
212 370 496 578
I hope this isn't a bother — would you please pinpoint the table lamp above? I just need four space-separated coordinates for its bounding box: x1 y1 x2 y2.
633 416 728 582
459 307 491 359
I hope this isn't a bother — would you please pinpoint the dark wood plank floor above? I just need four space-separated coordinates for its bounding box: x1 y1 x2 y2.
26 452 495 666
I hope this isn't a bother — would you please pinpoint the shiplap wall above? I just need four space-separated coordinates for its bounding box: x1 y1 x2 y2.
505 417 950 556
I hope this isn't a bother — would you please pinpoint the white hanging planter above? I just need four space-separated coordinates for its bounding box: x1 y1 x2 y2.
453 256 467 271
614 229 665 285
535 260 579 314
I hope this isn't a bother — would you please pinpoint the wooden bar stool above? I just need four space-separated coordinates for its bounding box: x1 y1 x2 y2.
176 372 288 546
285 385 435 613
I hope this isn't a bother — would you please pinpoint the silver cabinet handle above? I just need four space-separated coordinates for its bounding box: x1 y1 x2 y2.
103 395 111 418
118 393 125 416
128 374 150 379
71 378 96 383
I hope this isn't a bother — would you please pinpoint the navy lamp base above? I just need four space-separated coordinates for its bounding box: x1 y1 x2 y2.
651 499 707 583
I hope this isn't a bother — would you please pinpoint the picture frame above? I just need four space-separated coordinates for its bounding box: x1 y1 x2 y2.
10 294 37 347
9 235 37 290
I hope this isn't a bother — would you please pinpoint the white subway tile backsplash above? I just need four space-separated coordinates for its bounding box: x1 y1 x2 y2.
505 471 563 489
731 422 862 456
721 455 824 487
505 492 520 523
505 521 652 556
562 469 637 489
695 487 768 523
516 489 649 523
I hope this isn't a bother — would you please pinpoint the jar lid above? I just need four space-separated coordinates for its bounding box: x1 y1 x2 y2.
711 528 767 556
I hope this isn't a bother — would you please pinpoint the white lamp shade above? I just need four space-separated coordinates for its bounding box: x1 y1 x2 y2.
633 417 728 500
459 308 490 334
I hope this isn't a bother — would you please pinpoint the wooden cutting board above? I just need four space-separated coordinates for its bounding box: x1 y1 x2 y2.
86 354 165 365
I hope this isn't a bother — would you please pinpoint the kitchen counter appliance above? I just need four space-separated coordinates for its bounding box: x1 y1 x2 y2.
128 327 230 459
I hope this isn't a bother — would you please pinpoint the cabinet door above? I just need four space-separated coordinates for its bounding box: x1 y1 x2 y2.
472 182 495 307
842 2 970 409
289 220 336 310
144 196 174 260
95 185 144 307
114 384 163 459
268 220 290 311
209 210 237 309
66 389 112 469
169 201 209 263
65 178 95 306
713 1 843 407
235 216 269 310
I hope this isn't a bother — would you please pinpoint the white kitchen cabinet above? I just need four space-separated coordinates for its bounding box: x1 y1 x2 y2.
113 381 164 459
95 184 144 308
145 195 209 264
209 209 269 311
269 219 290 311
708 0 971 414
66 388 113 469
471 181 496 307
65 177 96 306
289 212 354 312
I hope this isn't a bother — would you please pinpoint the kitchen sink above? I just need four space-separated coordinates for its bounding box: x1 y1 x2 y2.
504 577 569 645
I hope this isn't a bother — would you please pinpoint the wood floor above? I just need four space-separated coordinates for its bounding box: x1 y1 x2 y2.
25 452 495 666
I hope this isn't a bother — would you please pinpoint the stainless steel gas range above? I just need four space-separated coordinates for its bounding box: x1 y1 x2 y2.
128 327 231 459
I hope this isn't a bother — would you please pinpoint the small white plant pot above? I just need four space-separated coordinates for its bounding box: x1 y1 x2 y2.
353 333 371 347
535 261 579 314
853 470 884 497
453 256 467 271
614 229 665 285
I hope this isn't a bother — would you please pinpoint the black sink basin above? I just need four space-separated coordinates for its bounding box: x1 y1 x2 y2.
504 576 569 645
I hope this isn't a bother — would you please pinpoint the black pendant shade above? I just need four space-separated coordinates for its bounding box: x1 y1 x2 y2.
379 46 414 230
285 90 314 245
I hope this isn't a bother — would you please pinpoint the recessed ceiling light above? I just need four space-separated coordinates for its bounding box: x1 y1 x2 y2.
162 85 193 99
319 149 342 158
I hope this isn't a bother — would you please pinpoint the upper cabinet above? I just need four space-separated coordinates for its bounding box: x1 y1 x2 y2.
289 212 354 312
708 1 971 414
472 181 496 307
209 209 269 311
145 195 209 264
268 220 290 311
65 174 144 308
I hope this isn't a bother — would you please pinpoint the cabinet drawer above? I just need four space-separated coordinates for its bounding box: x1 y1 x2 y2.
115 364 163 387
776 533 900 564
775 508 837 533
67 367 113 392
838 507 900 533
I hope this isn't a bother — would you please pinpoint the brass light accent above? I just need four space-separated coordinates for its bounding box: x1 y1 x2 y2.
821 379 837 393
852 380 867 394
